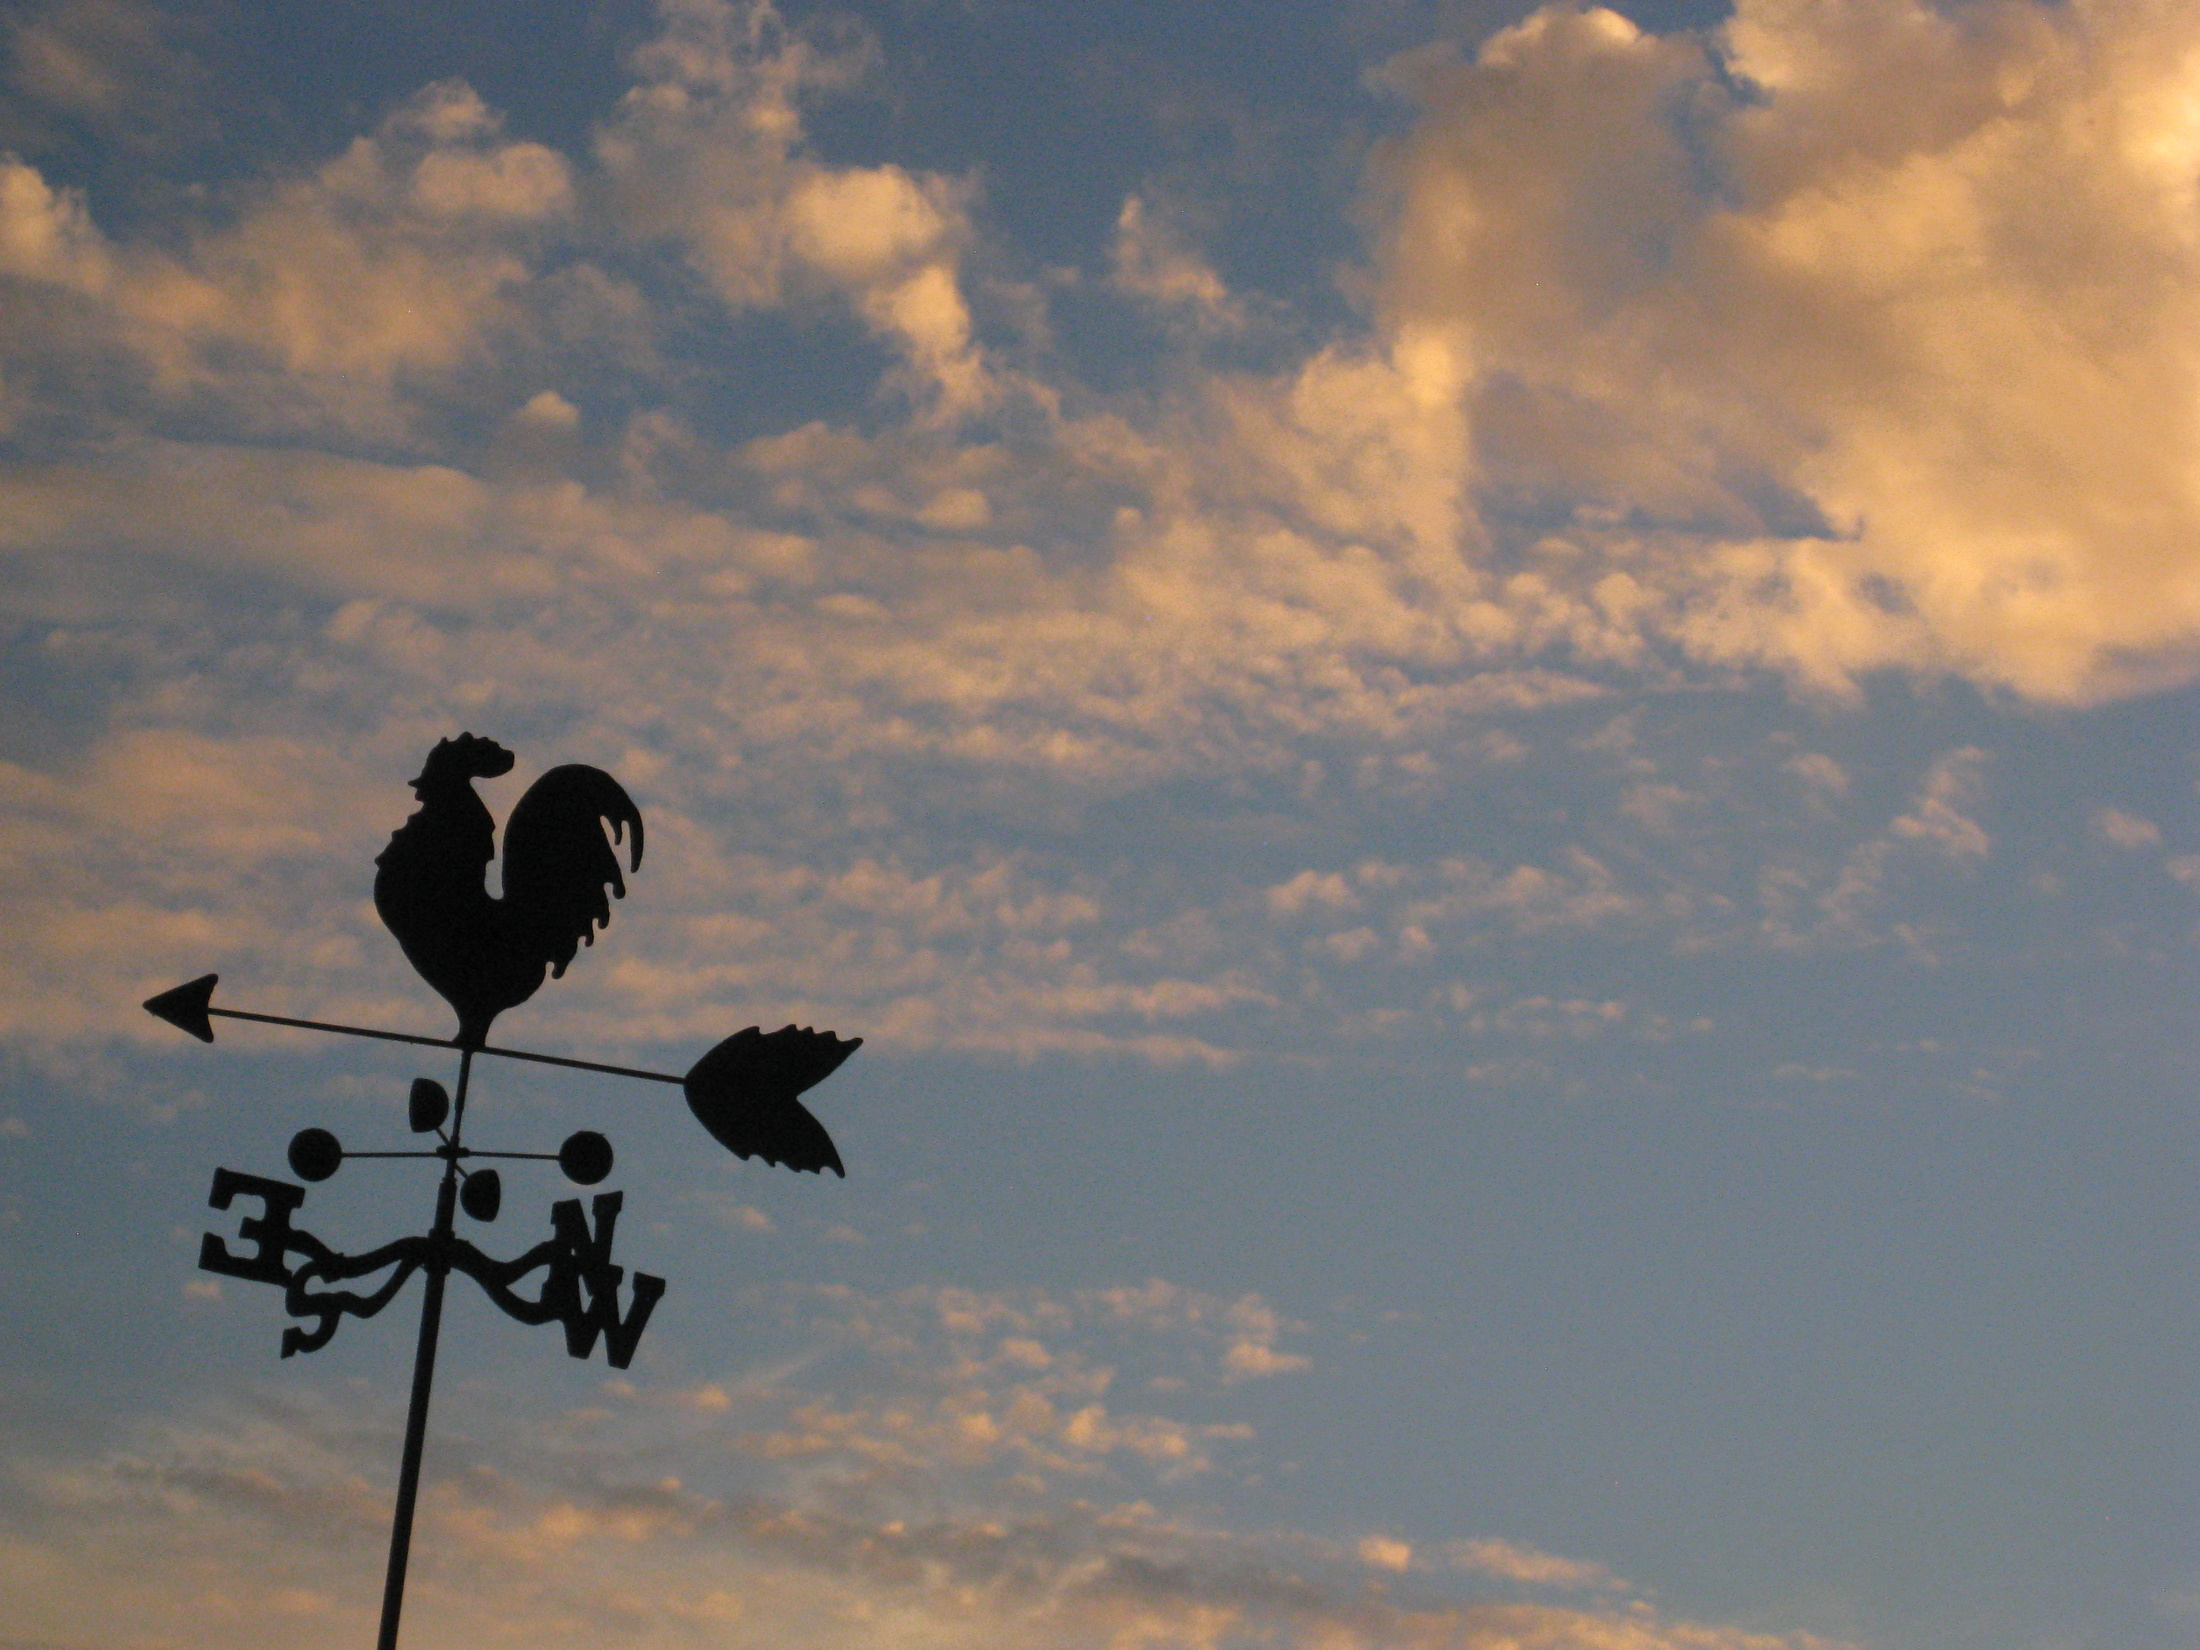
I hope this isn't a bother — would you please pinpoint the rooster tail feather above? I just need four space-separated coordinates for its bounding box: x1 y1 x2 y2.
497 763 646 978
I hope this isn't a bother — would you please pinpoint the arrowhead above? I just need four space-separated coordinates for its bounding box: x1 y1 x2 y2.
143 974 219 1043
683 1025 860 1177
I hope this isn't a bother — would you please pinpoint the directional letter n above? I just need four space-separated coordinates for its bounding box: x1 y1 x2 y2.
548 1192 666 1368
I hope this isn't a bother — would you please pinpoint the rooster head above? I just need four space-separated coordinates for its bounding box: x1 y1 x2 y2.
410 732 516 796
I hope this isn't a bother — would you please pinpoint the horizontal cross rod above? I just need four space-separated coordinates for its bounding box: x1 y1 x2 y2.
341 1149 560 1162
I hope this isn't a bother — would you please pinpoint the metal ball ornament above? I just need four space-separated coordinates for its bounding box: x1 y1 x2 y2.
558 1130 613 1185
287 1127 342 1182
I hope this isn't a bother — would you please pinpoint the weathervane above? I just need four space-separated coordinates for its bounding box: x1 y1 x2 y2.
143 733 860 1650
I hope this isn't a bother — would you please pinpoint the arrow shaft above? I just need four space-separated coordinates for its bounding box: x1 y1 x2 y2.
476 1041 682 1087
209 1004 449 1051
204 1005 683 1087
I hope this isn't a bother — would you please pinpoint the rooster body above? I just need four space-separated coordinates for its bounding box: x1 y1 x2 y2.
375 734 644 1048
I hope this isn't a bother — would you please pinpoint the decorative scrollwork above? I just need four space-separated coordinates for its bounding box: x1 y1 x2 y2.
201 1170 664 1369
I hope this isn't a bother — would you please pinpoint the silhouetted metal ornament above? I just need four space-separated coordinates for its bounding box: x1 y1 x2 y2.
558 1130 613 1185
408 1078 450 1134
683 1024 860 1177
373 733 642 1051
152 736 864 1650
288 1127 342 1182
460 1167 502 1222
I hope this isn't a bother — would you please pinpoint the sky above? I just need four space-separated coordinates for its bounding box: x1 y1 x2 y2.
3 0 2200 1646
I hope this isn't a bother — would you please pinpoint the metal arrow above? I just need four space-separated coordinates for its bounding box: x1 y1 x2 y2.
144 973 859 1177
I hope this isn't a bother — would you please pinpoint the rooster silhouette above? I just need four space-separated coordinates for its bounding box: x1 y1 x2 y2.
374 733 644 1049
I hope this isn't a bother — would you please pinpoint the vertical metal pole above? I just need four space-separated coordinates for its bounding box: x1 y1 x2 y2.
375 1045 471 1650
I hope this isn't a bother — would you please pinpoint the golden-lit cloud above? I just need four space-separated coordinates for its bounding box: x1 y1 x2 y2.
1 80 580 440
596 0 990 415
1368 0 2200 700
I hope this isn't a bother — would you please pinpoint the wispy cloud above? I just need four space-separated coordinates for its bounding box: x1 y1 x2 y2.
0 1279 1836 1650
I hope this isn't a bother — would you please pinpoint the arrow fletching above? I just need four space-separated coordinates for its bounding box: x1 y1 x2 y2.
144 974 219 1042
683 1025 859 1177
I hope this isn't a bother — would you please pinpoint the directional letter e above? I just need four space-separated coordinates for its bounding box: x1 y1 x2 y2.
201 1168 306 1286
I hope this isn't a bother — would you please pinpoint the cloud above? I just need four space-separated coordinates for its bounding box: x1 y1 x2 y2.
1447 1537 1623 1591
1364 0 2200 701
1221 1298 1312 1383
0 157 111 290
1784 752 1849 799
1890 747 1992 860
2090 805 2162 850
1 0 211 153
1 80 574 442
1358 1533 1415 1571
1110 195 1246 334
595 0 990 416
1752 746 1996 948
